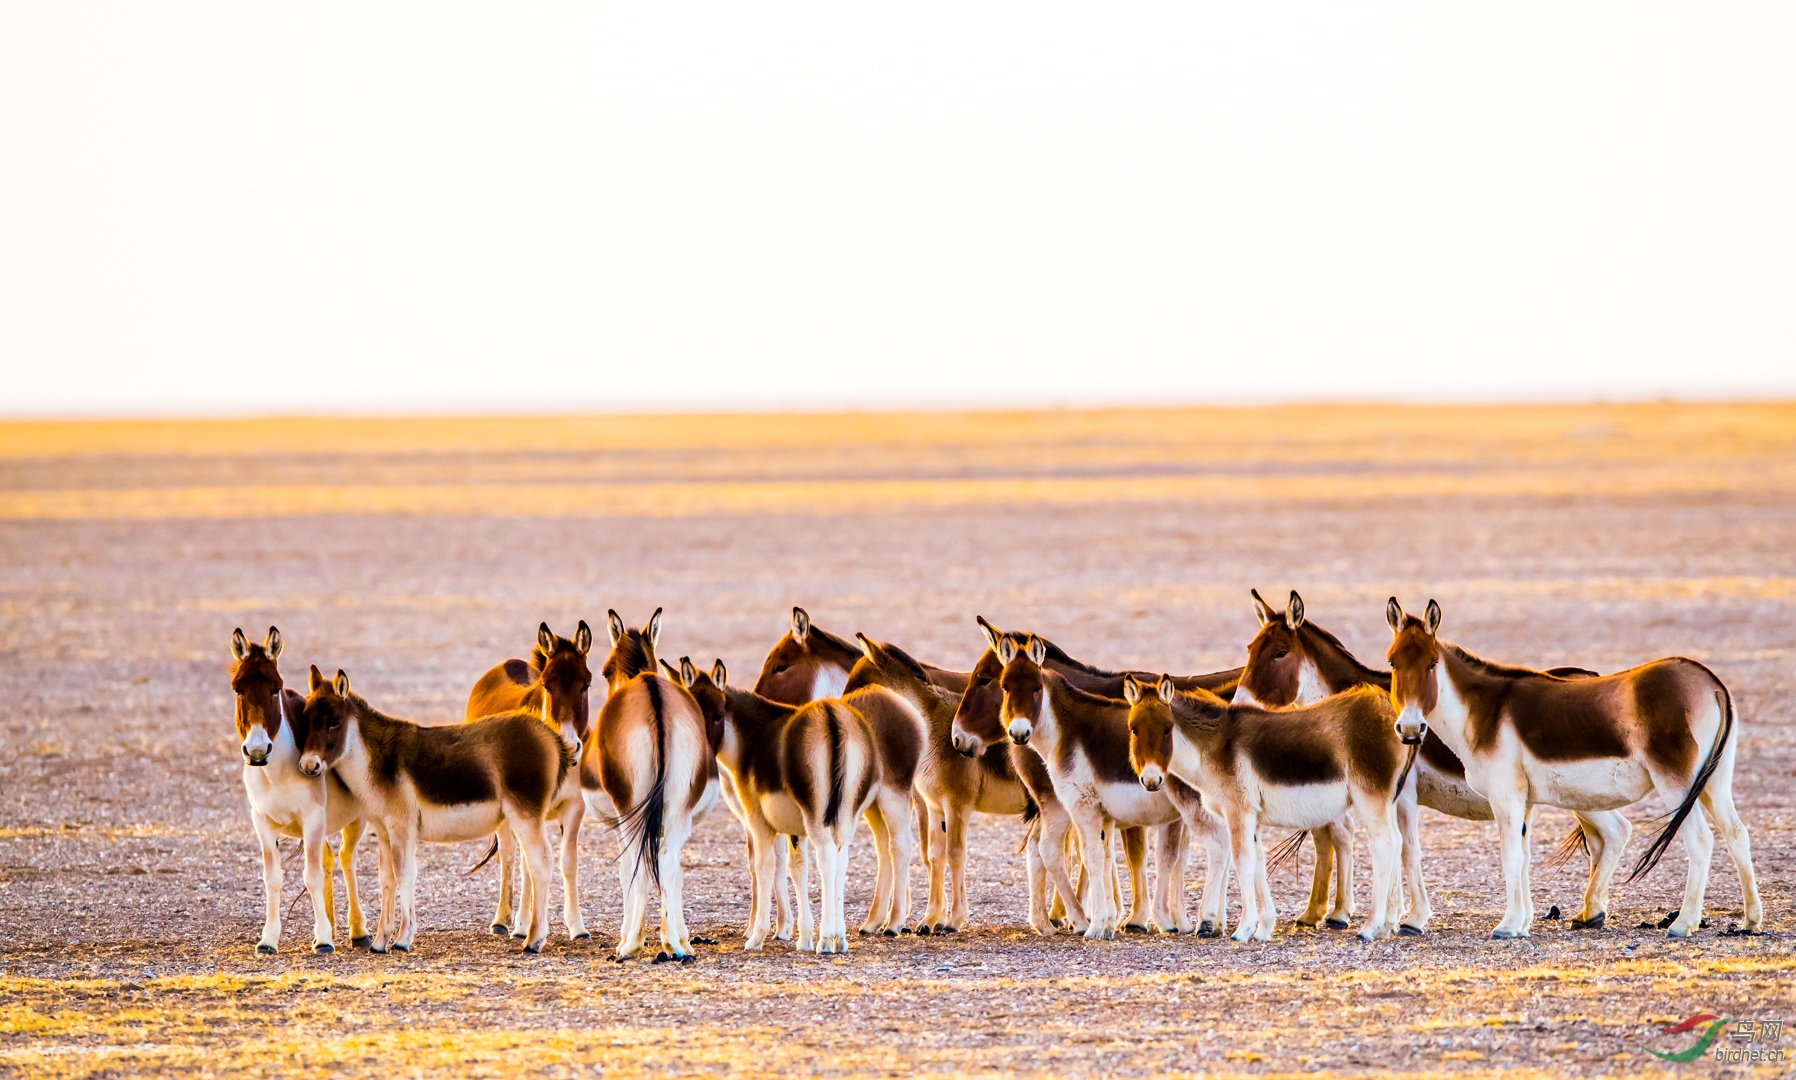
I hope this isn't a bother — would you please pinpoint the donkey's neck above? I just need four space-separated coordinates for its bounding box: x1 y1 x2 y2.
1301 623 1391 694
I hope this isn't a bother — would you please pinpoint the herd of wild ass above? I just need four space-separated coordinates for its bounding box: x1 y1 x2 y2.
228 592 1763 961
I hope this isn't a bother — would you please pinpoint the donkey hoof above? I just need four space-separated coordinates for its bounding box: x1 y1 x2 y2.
1490 930 1525 940
1544 905 1562 921
1196 921 1216 938
510 931 527 941
899 926 913 934
255 944 277 955
679 954 696 965
574 932 592 942
490 923 510 935
392 942 410 953
883 929 899 937
692 936 718 945
313 942 334 954
915 924 931 936
1570 913 1605 930
858 929 872 936
1398 924 1424 937
1123 924 1150 935
523 942 542 954
351 936 372 949
653 951 671 964
935 924 957 935
1324 919 1350 930
370 944 387 955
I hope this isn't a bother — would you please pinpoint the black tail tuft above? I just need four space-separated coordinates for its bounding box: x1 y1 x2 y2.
823 707 847 829
1542 823 1589 872
615 679 670 891
1015 796 1042 856
466 836 501 875
1629 687 1733 884
1266 830 1308 874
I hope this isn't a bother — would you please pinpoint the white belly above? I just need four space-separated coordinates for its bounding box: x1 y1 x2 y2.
1258 781 1350 830
759 791 809 836
417 800 506 844
1526 757 1651 812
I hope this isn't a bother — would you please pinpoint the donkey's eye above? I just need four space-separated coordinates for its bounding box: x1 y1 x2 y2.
975 676 992 687
772 664 789 675
1273 650 1288 660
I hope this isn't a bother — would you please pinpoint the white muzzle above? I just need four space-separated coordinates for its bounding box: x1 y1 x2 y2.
241 727 273 766
1138 764 1165 791
1396 704 1428 745
1007 718 1033 745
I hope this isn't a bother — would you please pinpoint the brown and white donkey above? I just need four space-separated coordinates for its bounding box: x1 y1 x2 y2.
1123 673 1413 942
680 656 920 953
300 667 574 953
1236 589 1620 934
230 627 366 954
1385 598 1761 939
465 621 594 942
583 609 723 962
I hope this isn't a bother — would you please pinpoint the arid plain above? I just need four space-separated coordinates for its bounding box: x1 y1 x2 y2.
1 404 1792 1079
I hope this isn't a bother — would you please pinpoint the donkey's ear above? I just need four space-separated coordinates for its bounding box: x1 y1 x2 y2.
997 636 1019 665
264 626 283 660
574 620 593 655
854 633 877 661
538 622 557 656
1286 591 1306 631
607 609 626 646
679 657 698 689
791 607 811 645
1250 589 1275 627
231 628 249 661
975 615 1002 652
1026 635 1047 666
644 608 663 648
1121 674 1141 704
1424 599 1442 636
308 664 324 692
711 659 728 689
1386 597 1405 633
333 669 351 697
1157 674 1176 703
659 658 682 682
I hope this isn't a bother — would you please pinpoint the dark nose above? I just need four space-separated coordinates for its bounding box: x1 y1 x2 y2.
243 748 268 766
1142 777 1162 792
1009 733 1029 746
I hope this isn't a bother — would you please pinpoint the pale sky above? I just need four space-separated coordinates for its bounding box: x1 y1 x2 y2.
2 3 1792 416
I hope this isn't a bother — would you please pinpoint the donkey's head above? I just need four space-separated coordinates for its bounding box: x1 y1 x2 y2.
844 634 933 699
601 608 661 693
1384 597 1440 745
669 656 730 754
535 621 593 746
229 627 285 766
997 634 1049 746
297 666 357 778
1122 673 1177 791
1236 588 1313 708
754 607 859 704
949 617 1013 756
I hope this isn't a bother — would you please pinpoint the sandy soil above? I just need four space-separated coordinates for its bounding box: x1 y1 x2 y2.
1 405 1792 1078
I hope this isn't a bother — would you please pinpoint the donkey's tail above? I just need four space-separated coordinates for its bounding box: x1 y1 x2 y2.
614 680 670 891
1629 686 1734 883
1014 796 1041 856
1542 822 1589 872
1266 830 1308 874
465 836 501 875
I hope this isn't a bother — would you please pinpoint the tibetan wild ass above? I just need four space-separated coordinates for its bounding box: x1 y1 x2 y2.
465 621 594 941
230 627 366 953
1123 673 1411 942
1384 598 1760 939
679 656 920 953
299 667 574 953
584 609 722 961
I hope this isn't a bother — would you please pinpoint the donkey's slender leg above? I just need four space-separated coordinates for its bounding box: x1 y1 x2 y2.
1326 819 1355 928
489 826 516 934
916 799 947 933
1153 820 1189 932
512 816 554 954
860 802 894 935
321 835 339 941
1228 812 1262 943
1396 774 1432 933
1121 824 1150 932
613 826 653 960
794 836 816 952
300 808 335 952
1297 827 1332 927
1191 804 1231 936
1356 802 1400 942
250 813 284 954
1488 794 1533 939
1696 726 1760 931
658 810 695 959
1038 806 1087 933
1571 810 1629 928
389 819 421 952
1068 803 1114 940
943 804 971 930
556 801 588 940
338 821 367 945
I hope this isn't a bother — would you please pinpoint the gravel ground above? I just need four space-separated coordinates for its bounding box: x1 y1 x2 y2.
1 406 1792 1078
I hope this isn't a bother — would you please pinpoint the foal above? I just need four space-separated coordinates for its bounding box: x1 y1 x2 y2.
465 621 594 941
299 667 572 953
1124 673 1410 942
583 609 722 961
230 627 365 953
1237 589 1621 933
1385 598 1761 939
680 657 919 953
